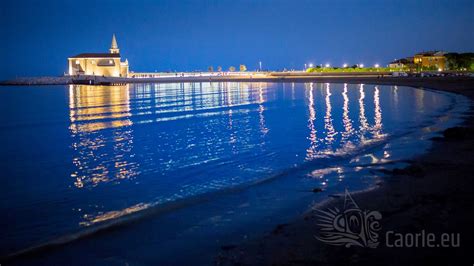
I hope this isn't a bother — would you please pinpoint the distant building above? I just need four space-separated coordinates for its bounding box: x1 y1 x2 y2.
68 34 129 77
413 51 446 70
389 57 413 69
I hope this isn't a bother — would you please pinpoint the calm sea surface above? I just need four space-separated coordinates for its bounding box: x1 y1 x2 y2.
0 82 468 264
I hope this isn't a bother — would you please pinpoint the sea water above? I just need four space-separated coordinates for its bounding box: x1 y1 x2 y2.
0 82 469 264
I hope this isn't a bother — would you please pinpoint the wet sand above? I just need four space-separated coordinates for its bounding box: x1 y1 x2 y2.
216 78 474 265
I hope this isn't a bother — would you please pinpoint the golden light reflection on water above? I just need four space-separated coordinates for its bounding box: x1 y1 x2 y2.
69 85 139 188
415 87 425 112
258 83 269 136
305 83 317 160
291 82 296 104
341 83 354 142
80 202 151 226
69 85 133 133
304 83 390 161
227 84 236 150
68 82 272 190
69 82 273 226
324 83 336 143
358 84 370 136
393 86 399 106
373 86 384 138
63 82 434 229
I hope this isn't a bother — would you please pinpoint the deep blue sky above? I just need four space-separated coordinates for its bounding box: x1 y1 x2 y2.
1 0 473 79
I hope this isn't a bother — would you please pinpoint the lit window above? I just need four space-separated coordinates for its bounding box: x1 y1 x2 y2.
92 60 95 64
109 60 113 64
75 60 80 64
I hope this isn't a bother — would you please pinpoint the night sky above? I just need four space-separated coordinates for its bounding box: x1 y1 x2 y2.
1 0 473 79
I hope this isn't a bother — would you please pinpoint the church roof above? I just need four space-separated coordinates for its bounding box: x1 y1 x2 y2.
70 53 121 58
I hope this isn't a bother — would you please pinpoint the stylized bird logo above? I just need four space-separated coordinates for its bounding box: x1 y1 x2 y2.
315 189 382 248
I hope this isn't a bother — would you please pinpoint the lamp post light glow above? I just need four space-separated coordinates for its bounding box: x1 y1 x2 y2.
359 64 364 68
325 63 330 68
374 64 380 68
309 63 314 68
343 63 348 68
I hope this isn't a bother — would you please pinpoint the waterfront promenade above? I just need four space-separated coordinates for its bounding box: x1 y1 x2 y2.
1 71 471 86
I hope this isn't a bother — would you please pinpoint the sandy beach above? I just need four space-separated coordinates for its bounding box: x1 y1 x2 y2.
215 78 474 265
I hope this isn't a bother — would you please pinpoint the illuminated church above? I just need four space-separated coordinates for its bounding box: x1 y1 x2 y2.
68 34 129 77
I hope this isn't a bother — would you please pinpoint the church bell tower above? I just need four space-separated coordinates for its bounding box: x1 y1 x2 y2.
109 34 120 54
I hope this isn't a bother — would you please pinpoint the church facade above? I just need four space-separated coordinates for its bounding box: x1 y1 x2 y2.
68 34 129 77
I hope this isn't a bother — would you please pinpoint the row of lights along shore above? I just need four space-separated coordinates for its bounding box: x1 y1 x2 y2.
304 63 380 69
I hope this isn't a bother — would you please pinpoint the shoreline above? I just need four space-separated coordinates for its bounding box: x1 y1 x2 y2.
216 79 474 265
1 74 473 88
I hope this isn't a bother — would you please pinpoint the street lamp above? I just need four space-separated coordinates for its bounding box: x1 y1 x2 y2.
309 63 314 68
343 63 348 68
359 64 364 68
374 64 380 68
325 63 330 68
